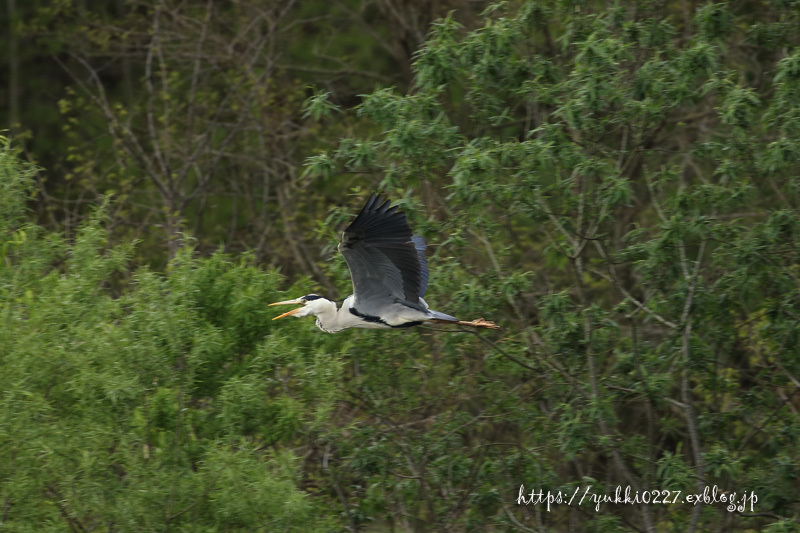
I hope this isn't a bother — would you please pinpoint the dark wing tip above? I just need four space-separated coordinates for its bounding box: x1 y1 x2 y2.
365 192 379 211
343 192 411 243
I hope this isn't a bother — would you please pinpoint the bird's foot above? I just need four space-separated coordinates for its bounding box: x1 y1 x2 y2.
463 318 501 330
431 318 501 330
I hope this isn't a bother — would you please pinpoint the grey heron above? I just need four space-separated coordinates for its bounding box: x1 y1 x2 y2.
269 193 499 333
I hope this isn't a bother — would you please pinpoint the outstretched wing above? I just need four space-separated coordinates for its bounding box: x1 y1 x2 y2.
338 193 425 316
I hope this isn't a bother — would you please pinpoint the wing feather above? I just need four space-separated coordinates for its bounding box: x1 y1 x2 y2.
411 235 429 298
338 194 425 315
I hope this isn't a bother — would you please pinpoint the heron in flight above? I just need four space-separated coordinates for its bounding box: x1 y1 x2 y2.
269 193 499 333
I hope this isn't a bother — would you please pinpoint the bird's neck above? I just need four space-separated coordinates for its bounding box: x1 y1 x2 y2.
314 300 347 333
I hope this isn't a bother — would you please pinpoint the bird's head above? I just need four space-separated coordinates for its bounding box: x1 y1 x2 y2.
269 294 334 320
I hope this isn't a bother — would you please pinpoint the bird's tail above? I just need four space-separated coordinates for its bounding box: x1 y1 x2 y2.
427 309 459 322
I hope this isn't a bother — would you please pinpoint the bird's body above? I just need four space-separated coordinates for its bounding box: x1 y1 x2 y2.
270 194 498 332
288 294 454 334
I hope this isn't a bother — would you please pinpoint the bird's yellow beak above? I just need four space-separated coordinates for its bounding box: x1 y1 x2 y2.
269 299 304 320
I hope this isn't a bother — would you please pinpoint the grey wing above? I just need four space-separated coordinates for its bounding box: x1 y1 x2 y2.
338 193 426 316
411 235 429 298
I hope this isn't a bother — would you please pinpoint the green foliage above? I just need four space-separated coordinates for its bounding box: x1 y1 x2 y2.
0 151 337 531
297 0 800 529
302 88 341 121
4 0 800 530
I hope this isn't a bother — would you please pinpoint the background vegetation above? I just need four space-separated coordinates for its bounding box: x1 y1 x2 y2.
2 0 800 531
